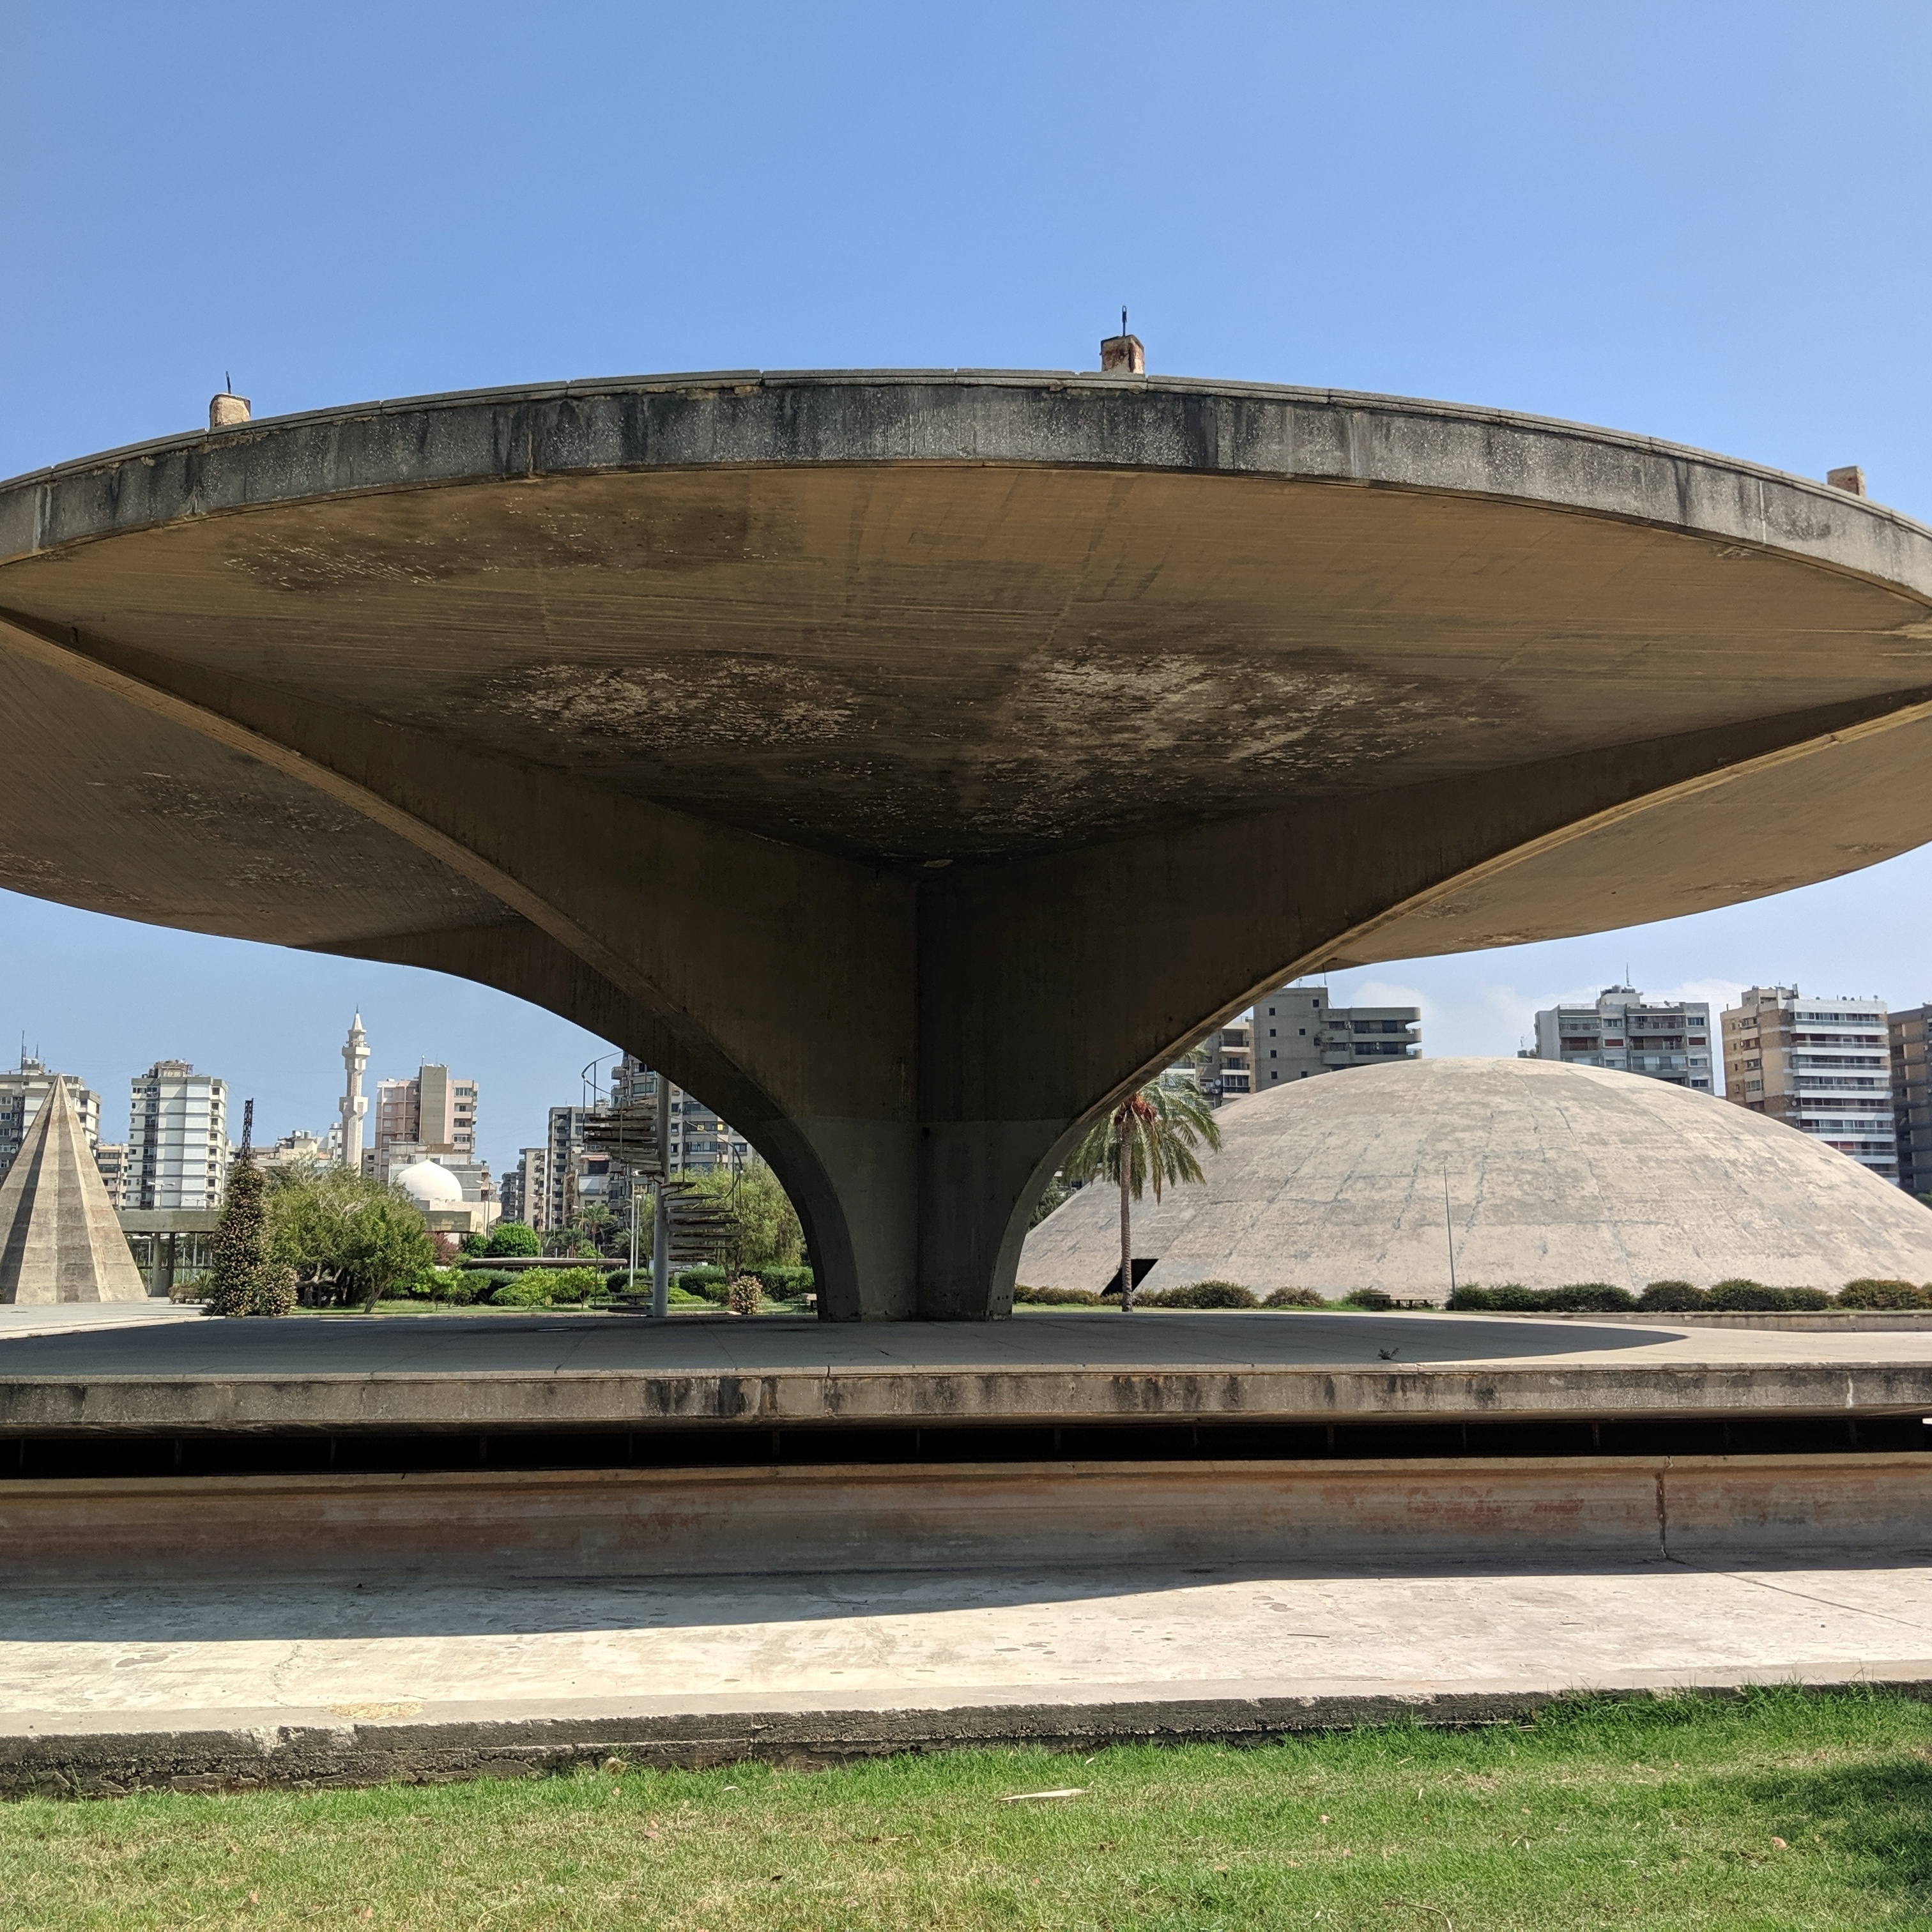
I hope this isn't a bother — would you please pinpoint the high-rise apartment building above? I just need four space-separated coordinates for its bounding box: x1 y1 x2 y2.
126 1061 230 1209
1189 1020 1253 1102
1532 986 1714 1090
0 1059 102 1181
504 1146 548 1229
1722 986 1897 1179
544 1106 590 1232
93 1141 127 1208
1251 986 1420 1087
1889 1005 1932 1199
610 1057 752 1178
368 1063 478 1183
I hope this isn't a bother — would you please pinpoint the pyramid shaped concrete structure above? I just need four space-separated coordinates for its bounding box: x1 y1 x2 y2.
0 1077 148 1303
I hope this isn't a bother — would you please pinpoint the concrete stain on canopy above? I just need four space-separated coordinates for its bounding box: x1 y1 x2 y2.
1019 1059 1932 1300
4 371 1932 1321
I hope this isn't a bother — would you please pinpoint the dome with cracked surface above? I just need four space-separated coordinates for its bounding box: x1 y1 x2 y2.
1020 1057 1932 1300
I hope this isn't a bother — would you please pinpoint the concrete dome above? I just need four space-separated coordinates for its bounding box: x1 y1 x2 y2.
394 1158 464 1207
1020 1057 1932 1300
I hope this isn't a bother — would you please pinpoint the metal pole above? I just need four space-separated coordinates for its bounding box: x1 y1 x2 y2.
651 1075 671 1319
1443 1165 1457 1302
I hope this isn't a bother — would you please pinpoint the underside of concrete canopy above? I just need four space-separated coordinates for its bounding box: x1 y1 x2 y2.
3 371 1931 1319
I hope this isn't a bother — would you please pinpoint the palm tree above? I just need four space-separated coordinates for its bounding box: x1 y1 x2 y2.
1063 1077 1222 1311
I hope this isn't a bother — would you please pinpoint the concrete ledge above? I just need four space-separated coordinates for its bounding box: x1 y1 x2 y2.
8 1357 1932 1434
10 1667 1932 1798
5 1453 1928 1582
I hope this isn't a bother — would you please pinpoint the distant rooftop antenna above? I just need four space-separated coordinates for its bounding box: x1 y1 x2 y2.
1122 307 1128 335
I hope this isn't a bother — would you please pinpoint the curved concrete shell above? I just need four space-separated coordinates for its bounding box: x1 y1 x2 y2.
1020 1059 1932 1298
3 372 1931 1318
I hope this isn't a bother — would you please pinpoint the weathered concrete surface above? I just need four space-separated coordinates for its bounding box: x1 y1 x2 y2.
0 1314 1924 1437
0 1080 147 1305
1022 1059 1932 1298
5 374 1932 1321
4 1554 1931 1793
3 1452 1926 1583
6 1310 1932 1432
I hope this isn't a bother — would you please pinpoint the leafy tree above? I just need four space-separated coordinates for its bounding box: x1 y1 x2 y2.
341 1190 440 1312
690 1160 804 1275
484 1220 541 1258
205 1154 296 1317
459 1230 489 1257
1062 1078 1222 1312
264 1165 436 1310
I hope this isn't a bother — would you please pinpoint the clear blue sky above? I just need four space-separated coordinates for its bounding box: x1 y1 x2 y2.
4 1 1930 1168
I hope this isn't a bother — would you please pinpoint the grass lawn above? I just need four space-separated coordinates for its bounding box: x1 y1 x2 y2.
5 1692 1931 1929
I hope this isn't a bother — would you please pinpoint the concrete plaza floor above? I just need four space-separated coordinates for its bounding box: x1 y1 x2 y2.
1 1307 1673 1372
12 1307 1932 1376
0 1301 206 1342
6 1552 1932 1791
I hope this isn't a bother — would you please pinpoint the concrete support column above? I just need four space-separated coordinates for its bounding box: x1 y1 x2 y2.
14 610 1932 1322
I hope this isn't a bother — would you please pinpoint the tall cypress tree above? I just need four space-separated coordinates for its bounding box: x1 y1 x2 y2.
205 1154 268 1317
204 1153 297 1317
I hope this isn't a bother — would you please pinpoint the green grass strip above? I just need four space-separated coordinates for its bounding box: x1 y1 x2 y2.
4 1688 1931 1928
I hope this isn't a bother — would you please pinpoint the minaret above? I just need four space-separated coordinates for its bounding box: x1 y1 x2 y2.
340 1013 369 1170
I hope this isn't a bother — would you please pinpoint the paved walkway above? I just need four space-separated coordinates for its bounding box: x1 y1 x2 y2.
0 1301 205 1342
15 1307 1932 1375
6 1555 1930 1790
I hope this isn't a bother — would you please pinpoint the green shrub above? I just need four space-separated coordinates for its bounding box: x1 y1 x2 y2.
1140 1280 1258 1309
1544 1283 1637 1312
1639 1280 1706 1310
1706 1278 1790 1311
1262 1287 1328 1309
1450 1284 1591 1312
413 1267 476 1305
1838 1278 1932 1309
1014 1284 1105 1305
544 1266 604 1305
1458 1284 1540 1311
1781 1286 1832 1309
754 1265 815 1301
491 1270 564 1308
1342 1287 1395 1310
483 1222 542 1258
676 1266 730 1305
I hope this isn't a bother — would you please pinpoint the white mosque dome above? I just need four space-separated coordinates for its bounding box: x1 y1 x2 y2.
395 1158 466 1206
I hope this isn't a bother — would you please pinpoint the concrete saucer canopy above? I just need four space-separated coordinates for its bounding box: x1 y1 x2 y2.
3 370 1932 1321
1020 1058 1932 1300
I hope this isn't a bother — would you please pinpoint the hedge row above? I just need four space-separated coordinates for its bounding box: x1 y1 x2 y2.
406 1264 816 1310
1449 1278 1932 1313
1012 1276 1932 1314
